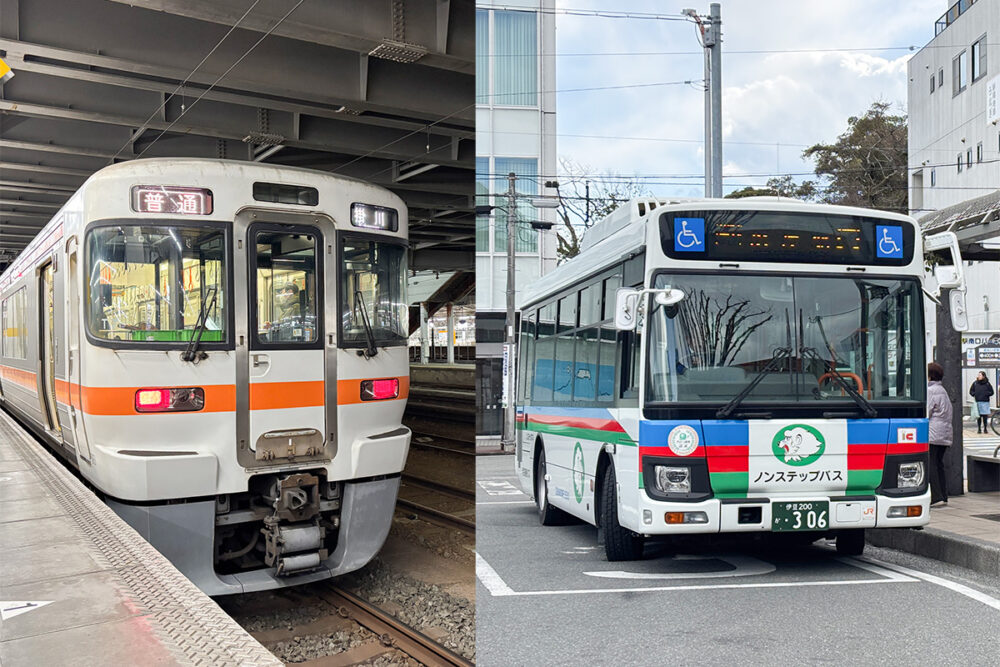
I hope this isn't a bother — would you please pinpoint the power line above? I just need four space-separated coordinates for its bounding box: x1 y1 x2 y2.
486 5 691 21
111 0 263 161
135 0 307 159
476 78 701 101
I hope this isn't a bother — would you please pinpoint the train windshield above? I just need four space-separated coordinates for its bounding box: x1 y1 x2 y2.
340 238 407 347
86 225 227 344
645 273 924 406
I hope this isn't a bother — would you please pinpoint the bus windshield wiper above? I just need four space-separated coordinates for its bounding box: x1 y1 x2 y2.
800 346 877 418
181 286 217 363
716 346 792 419
354 290 379 358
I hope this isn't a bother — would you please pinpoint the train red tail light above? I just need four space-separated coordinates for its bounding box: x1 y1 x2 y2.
134 387 206 413
360 378 399 401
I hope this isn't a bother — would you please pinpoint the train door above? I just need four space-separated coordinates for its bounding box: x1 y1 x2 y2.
66 240 91 460
237 219 336 467
38 260 60 433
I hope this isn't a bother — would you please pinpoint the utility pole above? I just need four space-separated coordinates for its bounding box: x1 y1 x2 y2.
708 3 722 198
502 172 517 452
688 4 723 197
585 180 591 226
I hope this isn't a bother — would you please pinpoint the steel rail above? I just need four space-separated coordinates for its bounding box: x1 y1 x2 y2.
395 498 475 533
401 473 475 501
320 586 473 667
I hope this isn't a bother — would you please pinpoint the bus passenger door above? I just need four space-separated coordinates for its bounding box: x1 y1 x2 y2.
240 222 332 467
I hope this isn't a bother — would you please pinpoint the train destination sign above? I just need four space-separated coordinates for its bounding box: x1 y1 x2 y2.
659 210 914 266
130 185 214 215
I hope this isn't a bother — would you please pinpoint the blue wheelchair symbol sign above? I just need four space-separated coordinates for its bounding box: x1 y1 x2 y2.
675 218 705 252
876 225 903 259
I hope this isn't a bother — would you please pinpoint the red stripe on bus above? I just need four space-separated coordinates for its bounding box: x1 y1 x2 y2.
525 414 626 432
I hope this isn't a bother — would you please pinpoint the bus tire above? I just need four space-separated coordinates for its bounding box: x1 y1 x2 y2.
836 528 866 556
600 463 644 561
536 448 570 526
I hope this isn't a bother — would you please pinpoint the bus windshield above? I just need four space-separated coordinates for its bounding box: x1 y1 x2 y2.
645 273 924 406
86 225 227 344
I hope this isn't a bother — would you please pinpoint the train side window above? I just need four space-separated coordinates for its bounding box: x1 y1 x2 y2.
254 231 319 344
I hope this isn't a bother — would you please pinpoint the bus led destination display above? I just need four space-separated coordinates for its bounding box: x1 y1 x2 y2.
659 210 915 265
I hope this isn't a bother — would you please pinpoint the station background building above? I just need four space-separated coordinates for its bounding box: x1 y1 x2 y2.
475 0 557 439
908 0 1000 406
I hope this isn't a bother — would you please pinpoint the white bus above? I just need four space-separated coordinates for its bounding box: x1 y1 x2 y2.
514 198 963 559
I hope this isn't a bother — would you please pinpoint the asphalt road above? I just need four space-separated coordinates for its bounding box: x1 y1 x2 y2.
476 455 1000 666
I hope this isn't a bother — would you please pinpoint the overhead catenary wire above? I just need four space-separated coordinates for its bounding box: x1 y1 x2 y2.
133 0 308 160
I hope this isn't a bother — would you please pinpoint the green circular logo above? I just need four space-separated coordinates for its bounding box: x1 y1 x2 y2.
572 442 585 503
772 424 826 467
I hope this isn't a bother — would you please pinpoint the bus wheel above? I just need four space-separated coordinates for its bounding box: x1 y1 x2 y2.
600 463 644 561
536 448 570 526
836 529 866 556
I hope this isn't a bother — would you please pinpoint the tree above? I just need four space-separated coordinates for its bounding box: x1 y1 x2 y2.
725 175 818 200
802 101 908 212
551 158 649 260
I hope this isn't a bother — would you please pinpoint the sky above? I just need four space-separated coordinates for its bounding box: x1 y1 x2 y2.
553 0 944 198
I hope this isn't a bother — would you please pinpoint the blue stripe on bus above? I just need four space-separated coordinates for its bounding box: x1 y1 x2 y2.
846 420 891 444
701 421 750 447
639 420 705 446
888 418 928 442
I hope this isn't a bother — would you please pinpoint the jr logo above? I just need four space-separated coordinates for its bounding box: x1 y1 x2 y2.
772 424 826 467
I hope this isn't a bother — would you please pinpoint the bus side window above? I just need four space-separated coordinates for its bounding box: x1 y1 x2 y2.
620 329 641 400
518 310 536 405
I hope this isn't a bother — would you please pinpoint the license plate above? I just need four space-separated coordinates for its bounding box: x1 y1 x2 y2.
772 501 829 532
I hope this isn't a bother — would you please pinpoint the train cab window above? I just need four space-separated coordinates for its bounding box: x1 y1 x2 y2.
86 225 227 344
340 238 408 347
254 231 319 344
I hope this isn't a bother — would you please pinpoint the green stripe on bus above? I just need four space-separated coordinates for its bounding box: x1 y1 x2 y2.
846 469 883 493
521 422 637 446
709 471 749 496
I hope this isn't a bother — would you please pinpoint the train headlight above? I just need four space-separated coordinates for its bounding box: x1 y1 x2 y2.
360 378 400 401
897 461 925 488
135 387 205 413
654 466 691 494
351 203 398 231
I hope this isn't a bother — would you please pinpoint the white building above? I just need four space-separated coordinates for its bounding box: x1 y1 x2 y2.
475 0 558 436
907 0 1000 401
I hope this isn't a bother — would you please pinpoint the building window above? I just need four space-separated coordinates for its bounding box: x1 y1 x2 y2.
475 10 489 103
930 74 936 93
953 50 968 95
930 168 936 187
939 68 944 88
493 10 538 106
957 154 963 173
977 142 983 163
972 35 987 82
476 157 491 252
967 148 972 167
493 157 539 252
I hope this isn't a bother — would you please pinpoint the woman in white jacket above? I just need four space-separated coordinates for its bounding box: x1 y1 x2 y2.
927 362 952 506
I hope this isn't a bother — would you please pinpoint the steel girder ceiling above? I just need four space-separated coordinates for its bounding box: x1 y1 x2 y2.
0 0 474 269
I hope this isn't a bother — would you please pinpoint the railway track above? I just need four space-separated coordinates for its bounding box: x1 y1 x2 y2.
317 586 474 667
402 472 474 501
409 434 476 457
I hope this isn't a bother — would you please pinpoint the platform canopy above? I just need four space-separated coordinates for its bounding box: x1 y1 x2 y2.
0 0 474 270
919 189 1000 261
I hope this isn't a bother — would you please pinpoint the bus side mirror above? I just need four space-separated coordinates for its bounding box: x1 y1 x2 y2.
949 289 969 332
614 288 640 331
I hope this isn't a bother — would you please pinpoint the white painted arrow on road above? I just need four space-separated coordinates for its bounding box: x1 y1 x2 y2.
1 601 53 620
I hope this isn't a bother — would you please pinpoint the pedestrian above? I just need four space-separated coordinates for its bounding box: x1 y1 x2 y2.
927 363 952 506
969 371 995 434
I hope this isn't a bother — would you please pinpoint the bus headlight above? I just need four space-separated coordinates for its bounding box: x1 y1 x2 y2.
898 461 925 488
655 466 691 494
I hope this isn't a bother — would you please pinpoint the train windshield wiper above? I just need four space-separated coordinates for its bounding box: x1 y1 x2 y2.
716 346 792 419
800 346 877 418
354 290 379 358
181 287 218 363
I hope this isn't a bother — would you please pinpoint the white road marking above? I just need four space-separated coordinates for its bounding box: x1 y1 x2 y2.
856 556 1000 611
477 480 522 496
584 554 776 580
0 476 11 482
476 500 534 505
836 557 917 582
0 600 52 620
476 552 515 596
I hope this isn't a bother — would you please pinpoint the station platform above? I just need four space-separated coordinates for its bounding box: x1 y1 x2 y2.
0 409 280 666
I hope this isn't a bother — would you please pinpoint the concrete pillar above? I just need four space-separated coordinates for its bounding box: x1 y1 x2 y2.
420 303 430 364
935 289 965 497
446 303 455 364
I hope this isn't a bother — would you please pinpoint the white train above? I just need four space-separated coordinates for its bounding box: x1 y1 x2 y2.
0 159 411 595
